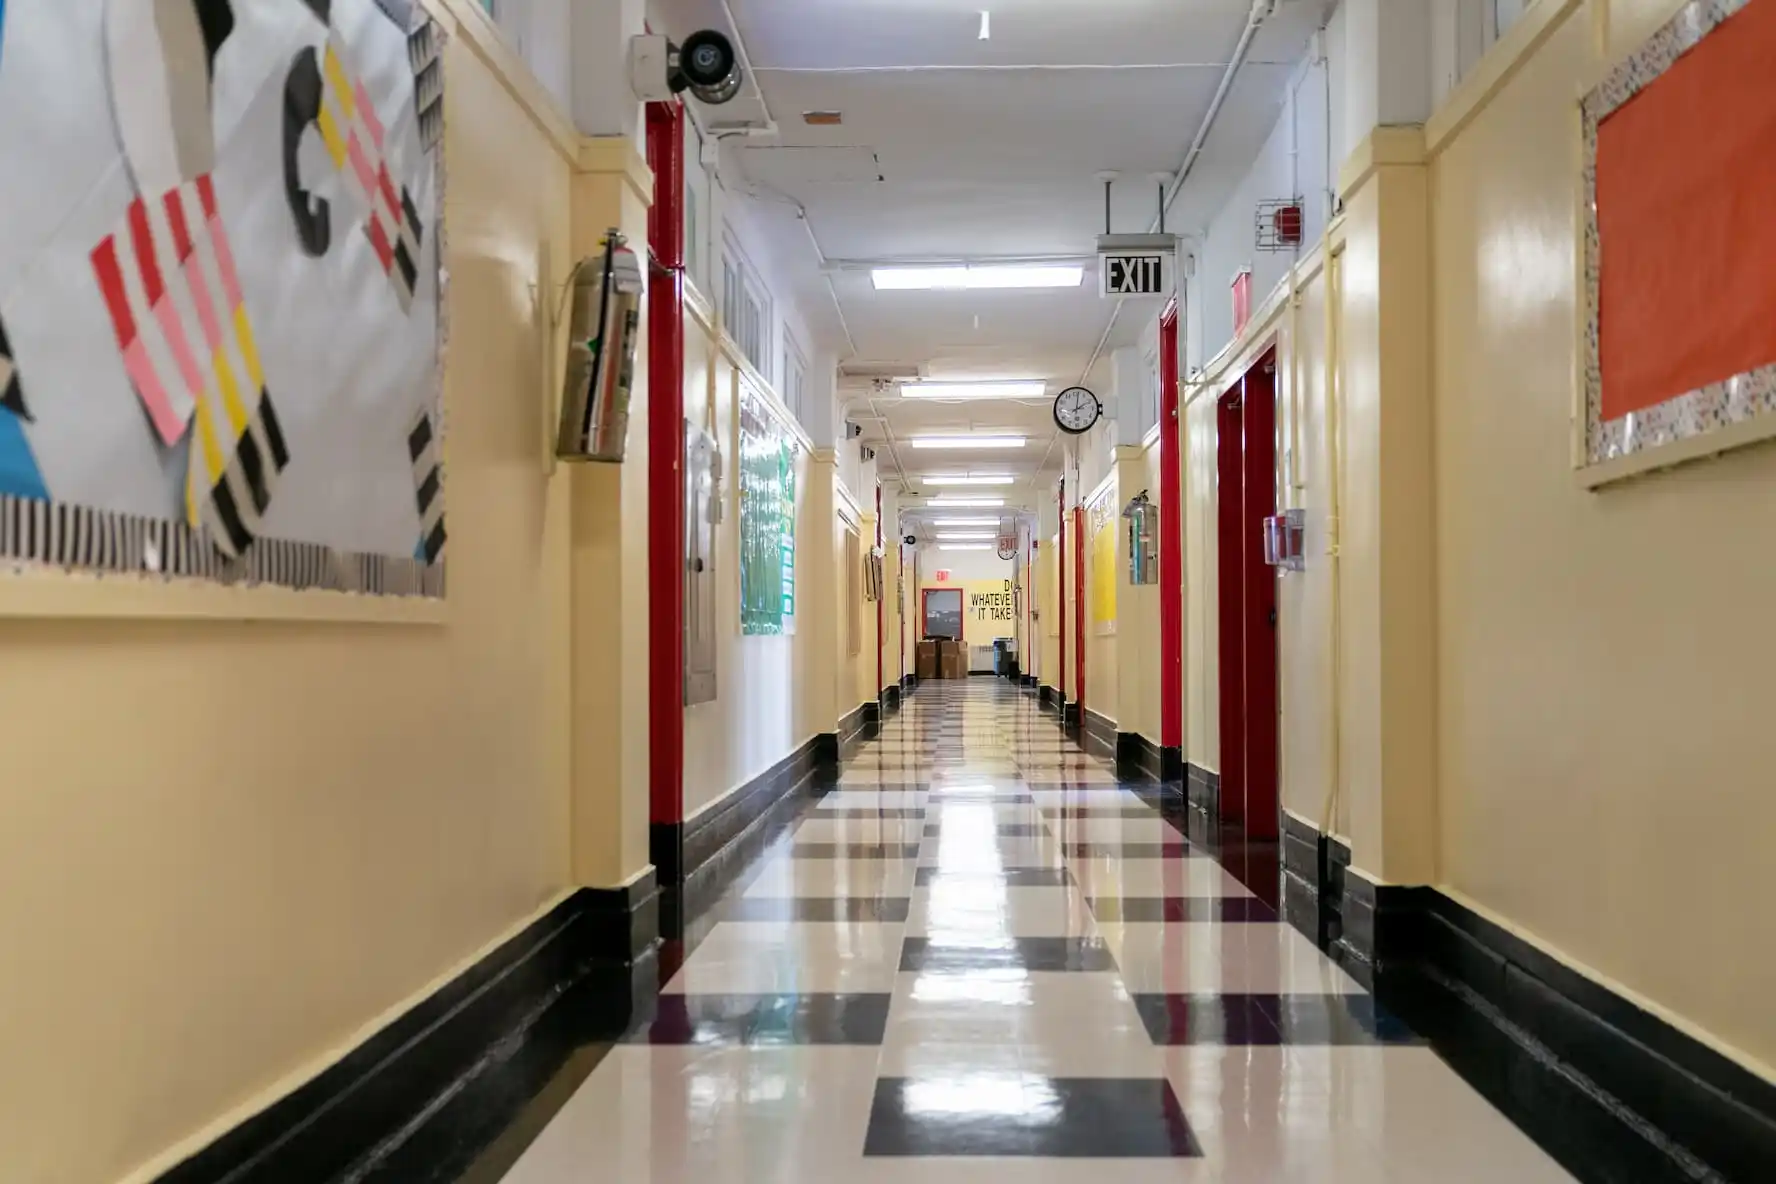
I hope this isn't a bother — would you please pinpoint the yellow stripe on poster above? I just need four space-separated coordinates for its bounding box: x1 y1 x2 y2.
233 307 266 392
323 47 357 121
211 345 249 435
316 105 348 168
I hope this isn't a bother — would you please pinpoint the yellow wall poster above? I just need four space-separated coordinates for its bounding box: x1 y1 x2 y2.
1090 493 1117 631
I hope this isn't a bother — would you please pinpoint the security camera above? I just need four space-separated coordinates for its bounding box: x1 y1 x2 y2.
628 32 743 106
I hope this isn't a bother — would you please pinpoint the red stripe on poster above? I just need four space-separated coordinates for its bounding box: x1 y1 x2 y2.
91 238 137 346
128 200 164 306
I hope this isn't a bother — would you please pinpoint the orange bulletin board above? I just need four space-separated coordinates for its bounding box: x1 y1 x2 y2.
1583 0 1776 479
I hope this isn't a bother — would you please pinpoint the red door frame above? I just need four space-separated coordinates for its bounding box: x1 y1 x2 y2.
645 100 685 841
875 483 884 706
1073 504 1086 720
1215 346 1280 841
1158 299 1183 758
921 586 964 639
1056 478 1067 703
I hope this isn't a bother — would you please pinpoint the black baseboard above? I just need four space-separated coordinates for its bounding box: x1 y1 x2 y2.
1038 684 1057 708
1281 811 1352 955
1115 732 1161 782
883 684 901 713
862 700 881 725
1184 762 1219 815
157 884 657 1183
837 702 869 754
1021 674 1037 688
903 673 916 689
1160 744 1184 782
1081 708 1116 761
1350 883 1776 1183
1061 702 1080 726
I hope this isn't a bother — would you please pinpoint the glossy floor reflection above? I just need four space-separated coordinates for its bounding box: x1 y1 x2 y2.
495 680 1575 1182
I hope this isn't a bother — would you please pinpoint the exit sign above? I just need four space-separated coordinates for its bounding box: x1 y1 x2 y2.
1102 253 1166 297
934 569 952 583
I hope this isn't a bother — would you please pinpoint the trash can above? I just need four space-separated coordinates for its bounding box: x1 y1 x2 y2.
993 639 1010 677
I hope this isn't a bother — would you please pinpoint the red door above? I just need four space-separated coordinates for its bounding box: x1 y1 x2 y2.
1215 349 1280 841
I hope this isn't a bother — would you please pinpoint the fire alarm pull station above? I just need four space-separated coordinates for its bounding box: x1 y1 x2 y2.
1262 509 1306 572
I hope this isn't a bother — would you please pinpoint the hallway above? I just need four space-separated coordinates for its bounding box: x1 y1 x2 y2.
495 681 1572 1182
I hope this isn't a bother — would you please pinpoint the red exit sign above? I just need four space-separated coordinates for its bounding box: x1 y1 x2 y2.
934 570 952 583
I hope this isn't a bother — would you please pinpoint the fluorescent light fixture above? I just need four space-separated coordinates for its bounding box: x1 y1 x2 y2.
937 532 996 541
979 10 990 38
933 517 1000 526
909 435 1026 450
940 544 994 551
900 381 1048 401
923 475 1014 486
871 266 1084 291
929 497 1005 508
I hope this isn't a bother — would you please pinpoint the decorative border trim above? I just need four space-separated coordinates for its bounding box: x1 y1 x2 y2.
1579 0 1776 481
1369 886 1776 1183
1115 732 1161 782
1185 762 1220 815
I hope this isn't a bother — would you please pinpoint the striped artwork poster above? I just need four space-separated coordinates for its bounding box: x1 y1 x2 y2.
0 0 446 595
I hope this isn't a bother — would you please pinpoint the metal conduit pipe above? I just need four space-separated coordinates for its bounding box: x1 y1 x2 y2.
1079 0 1279 383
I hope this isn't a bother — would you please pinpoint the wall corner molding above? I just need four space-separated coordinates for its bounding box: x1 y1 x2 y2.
574 135 656 206
1337 124 1429 202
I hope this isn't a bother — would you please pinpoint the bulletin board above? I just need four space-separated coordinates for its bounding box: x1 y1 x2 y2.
1580 0 1776 484
1089 490 1117 633
0 0 447 596
738 383 796 635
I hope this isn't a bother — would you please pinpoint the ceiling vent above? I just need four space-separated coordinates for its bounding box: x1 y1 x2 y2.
840 361 925 385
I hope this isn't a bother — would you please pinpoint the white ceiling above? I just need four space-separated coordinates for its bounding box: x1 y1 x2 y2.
655 0 1327 504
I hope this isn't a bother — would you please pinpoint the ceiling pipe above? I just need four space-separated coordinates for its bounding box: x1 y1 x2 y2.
710 0 779 137
1078 0 1278 382
737 179 859 358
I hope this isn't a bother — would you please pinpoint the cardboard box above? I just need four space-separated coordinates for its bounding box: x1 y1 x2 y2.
938 639 966 679
916 640 938 680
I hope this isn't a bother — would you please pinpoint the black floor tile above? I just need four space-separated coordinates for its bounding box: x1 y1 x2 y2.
1088 896 1279 923
1063 841 1192 859
1130 993 1424 1045
719 897 912 923
790 842 924 859
899 936 1115 973
864 1076 1201 1157
913 866 1072 887
631 993 892 1045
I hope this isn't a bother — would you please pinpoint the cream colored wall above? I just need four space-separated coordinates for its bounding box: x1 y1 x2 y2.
0 12 605 1181
1428 0 1776 1074
681 321 820 817
1119 442 1163 743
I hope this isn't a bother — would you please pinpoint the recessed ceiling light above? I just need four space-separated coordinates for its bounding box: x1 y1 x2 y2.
979 10 990 39
939 544 995 551
932 517 1000 526
923 475 1015 486
900 381 1048 400
937 532 996 541
908 435 1026 449
929 497 1005 508
871 266 1084 291
802 110 843 126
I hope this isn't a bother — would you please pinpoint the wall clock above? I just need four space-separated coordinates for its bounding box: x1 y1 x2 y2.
1053 386 1102 434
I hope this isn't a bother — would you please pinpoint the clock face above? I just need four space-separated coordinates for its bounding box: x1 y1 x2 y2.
1054 386 1102 434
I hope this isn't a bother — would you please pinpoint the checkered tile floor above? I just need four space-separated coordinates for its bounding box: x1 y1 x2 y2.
498 681 1574 1182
